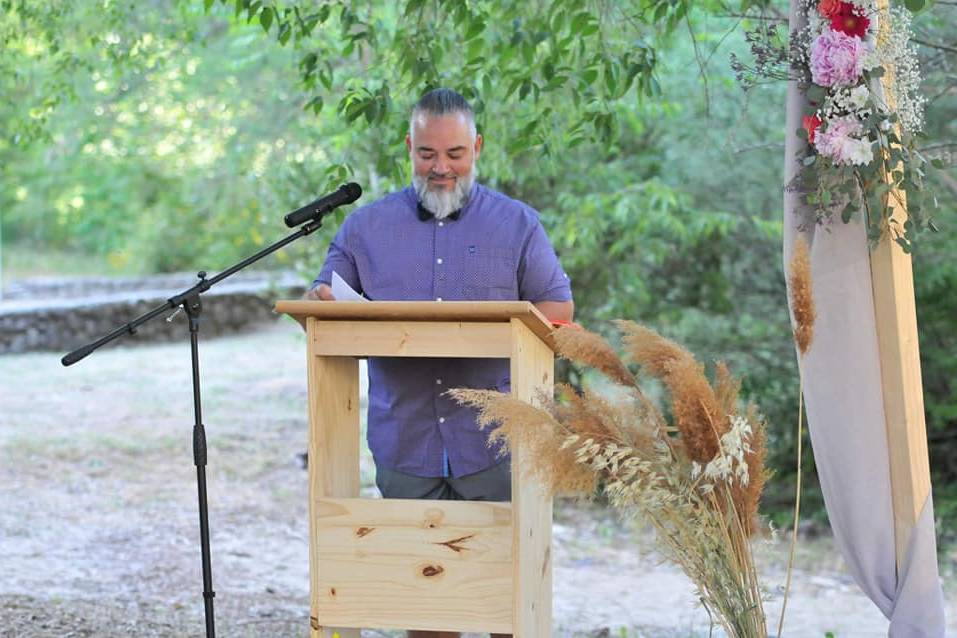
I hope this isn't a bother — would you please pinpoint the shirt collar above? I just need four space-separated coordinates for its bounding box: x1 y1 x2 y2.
417 202 461 221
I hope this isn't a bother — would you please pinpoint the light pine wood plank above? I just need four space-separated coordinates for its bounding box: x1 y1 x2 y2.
307 319 361 638
870 197 932 569
315 497 512 562
313 497 513 633
310 321 511 358
275 300 555 349
509 318 554 637
871 3 933 571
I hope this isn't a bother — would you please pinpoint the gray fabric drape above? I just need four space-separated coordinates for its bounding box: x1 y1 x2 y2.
782 3 945 636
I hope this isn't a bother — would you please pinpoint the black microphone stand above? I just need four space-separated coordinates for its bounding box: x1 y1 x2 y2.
62 214 329 638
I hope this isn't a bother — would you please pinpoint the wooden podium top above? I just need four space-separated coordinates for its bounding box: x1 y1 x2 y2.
275 300 556 348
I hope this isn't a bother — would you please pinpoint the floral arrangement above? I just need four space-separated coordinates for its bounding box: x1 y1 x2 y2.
793 0 941 251
452 323 769 638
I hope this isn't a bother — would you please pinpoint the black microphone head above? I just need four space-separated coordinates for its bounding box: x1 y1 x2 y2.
343 182 362 203
284 182 363 227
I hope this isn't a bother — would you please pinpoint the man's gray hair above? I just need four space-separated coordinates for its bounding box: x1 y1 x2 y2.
409 88 477 140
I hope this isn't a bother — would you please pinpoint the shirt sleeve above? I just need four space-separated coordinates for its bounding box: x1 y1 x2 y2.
518 219 572 303
314 221 361 293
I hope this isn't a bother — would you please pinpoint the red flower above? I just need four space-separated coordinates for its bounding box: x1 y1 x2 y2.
818 0 842 18
803 114 822 145
830 2 870 39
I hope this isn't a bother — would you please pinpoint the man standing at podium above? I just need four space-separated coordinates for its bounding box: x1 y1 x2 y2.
304 88 572 638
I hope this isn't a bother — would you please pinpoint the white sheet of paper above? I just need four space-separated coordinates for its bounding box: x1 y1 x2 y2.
331 271 366 302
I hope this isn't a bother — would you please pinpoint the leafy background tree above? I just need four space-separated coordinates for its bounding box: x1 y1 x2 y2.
2 0 955 539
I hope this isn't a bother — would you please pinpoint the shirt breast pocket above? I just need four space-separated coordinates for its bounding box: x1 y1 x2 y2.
461 247 518 300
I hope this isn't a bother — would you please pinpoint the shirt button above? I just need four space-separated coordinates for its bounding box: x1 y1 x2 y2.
436 378 442 385
438 221 444 227
436 258 443 264
438 417 445 424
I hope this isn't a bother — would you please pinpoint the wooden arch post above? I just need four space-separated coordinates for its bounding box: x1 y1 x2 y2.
870 0 933 571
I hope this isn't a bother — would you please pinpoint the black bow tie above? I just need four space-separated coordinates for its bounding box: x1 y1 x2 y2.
417 202 461 221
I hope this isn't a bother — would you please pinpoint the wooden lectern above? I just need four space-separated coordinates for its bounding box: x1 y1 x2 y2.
274 300 557 637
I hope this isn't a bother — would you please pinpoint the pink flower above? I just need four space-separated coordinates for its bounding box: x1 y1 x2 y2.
815 115 874 166
809 29 864 87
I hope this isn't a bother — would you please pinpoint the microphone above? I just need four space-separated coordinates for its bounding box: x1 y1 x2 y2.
284 182 362 228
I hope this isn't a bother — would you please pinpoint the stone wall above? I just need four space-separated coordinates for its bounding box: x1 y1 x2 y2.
0 271 306 355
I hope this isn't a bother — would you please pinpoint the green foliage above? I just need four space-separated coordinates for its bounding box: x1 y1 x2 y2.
904 0 927 12
915 203 957 545
1 2 349 274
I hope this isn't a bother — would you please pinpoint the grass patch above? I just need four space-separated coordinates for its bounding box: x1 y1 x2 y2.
1 241 124 284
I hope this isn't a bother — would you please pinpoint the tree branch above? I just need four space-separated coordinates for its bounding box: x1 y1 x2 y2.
912 37 957 55
685 14 711 116
918 143 957 152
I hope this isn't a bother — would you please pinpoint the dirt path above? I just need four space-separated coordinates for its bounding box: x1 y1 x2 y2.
1 322 953 637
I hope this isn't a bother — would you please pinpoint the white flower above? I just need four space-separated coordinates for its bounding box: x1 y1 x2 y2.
845 138 875 166
850 0 878 19
848 85 870 110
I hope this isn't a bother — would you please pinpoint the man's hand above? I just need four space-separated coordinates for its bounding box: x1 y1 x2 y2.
302 283 336 301
296 284 335 330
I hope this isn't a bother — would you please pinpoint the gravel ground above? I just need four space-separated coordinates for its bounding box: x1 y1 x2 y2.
1 321 953 637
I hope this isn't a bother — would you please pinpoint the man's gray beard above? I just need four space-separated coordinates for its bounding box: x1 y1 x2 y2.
413 171 475 219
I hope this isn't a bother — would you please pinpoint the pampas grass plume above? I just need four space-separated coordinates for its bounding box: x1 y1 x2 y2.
448 388 597 496
615 320 728 464
789 237 816 356
553 326 638 389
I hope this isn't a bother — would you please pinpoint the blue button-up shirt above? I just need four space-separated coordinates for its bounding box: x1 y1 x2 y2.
315 183 572 478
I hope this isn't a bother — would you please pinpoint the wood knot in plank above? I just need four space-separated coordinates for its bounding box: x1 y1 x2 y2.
423 507 444 529
434 534 475 553
421 564 444 577
330 587 337 597
355 526 375 538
